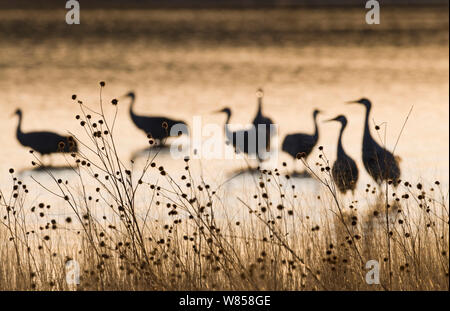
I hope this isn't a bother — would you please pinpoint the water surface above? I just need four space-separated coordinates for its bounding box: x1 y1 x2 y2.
0 8 448 207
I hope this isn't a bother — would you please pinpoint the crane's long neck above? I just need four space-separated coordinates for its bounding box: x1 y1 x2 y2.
16 113 23 141
223 111 233 141
313 113 319 141
363 104 373 145
129 95 136 119
257 97 263 116
337 123 346 156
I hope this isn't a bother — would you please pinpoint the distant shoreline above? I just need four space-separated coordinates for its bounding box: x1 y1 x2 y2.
0 0 448 10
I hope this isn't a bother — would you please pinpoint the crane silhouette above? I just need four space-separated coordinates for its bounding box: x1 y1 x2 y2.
347 98 401 186
282 109 321 166
124 91 188 145
14 108 78 159
217 107 268 162
326 115 359 194
252 88 274 151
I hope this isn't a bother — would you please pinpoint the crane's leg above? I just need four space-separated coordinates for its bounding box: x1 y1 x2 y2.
301 157 310 176
293 158 300 176
291 158 303 177
40 154 47 168
292 157 311 178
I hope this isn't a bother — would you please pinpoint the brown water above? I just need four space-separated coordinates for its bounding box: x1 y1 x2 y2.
0 8 448 202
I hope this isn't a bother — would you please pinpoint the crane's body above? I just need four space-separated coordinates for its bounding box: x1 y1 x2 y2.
218 107 268 162
14 109 77 155
282 109 320 160
125 92 187 144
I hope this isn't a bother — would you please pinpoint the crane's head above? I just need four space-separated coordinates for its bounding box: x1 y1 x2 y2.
215 107 231 116
325 115 347 126
122 91 135 100
313 109 321 117
12 108 22 117
347 98 371 108
256 88 264 99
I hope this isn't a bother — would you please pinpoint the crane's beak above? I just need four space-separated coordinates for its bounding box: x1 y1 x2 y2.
324 117 338 123
119 92 134 100
346 100 359 104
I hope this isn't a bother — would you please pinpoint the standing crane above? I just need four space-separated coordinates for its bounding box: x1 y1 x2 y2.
124 91 188 145
252 88 274 153
326 115 359 194
13 108 78 162
217 107 268 163
282 109 321 172
347 98 401 186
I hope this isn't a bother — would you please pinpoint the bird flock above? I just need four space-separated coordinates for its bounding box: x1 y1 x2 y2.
13 89 401 194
